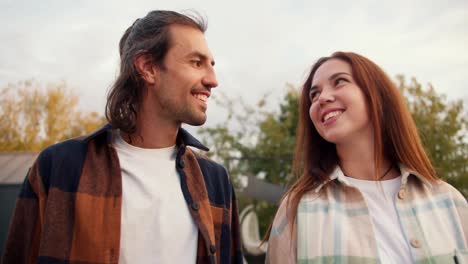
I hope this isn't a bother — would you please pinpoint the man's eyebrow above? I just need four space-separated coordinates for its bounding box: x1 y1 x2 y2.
188 51 215 66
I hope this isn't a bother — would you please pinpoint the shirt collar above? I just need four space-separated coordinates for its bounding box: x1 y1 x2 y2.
314 163 433 193
177 127 209 151
399 164 433 188
83 124 210 152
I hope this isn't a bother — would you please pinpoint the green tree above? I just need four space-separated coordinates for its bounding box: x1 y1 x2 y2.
0 80 106 151
199 84 299 234
396 76 468 195
199 76 468 236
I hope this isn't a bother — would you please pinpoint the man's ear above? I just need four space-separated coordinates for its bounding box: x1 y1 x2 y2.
134 54 158 85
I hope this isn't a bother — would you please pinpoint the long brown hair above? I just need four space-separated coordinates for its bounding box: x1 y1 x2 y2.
270 51 438 239
105 10 206 134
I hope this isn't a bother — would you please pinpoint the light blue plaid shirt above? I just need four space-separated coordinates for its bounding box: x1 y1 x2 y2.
267 166 468 263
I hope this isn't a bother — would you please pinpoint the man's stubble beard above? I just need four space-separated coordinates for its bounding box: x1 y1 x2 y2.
161 98 207 126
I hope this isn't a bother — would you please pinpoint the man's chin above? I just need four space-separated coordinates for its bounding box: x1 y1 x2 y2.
184 114 207 126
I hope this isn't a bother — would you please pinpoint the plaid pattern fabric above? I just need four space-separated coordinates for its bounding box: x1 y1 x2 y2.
2 125 243 264
267 166 468 264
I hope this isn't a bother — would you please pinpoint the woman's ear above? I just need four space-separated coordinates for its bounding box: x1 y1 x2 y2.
134 54 158 85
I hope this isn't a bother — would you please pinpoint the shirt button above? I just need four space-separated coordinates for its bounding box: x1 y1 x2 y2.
191 202 199 211
178 160 185 168
209 244 216 254
398 189 406 200
410 238 421 248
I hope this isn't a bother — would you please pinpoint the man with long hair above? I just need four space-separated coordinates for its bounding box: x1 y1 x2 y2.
2 10 243 264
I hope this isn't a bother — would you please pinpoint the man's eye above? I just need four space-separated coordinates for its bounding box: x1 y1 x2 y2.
192 60 202 67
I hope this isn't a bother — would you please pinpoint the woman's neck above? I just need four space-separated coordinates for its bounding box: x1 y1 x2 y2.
336 136 398 181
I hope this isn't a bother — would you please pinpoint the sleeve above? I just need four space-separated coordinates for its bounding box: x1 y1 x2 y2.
450 185 468 248
230 185 245 264
443 183 468 262
265 197 297 264
1 160 46 264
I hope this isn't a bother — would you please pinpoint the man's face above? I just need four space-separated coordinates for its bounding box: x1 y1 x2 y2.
150 24 218 127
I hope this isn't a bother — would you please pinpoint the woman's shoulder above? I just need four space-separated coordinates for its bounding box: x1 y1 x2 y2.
407 175 467 207
272 194 293 228
431 180 467 204
277 187 329 213
267 194 298 263
270 189 322 238
401 165 466 205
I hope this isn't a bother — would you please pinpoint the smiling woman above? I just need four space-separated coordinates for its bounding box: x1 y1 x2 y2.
265 51 468 264
308 59 371 146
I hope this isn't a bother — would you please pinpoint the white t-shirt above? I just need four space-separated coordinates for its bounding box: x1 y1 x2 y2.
113 132 198 263
344 176 413 264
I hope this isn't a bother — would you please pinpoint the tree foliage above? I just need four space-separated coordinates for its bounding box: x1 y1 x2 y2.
396 76 468 195
199 76 468 235
0 80 106 151
199 84 299 233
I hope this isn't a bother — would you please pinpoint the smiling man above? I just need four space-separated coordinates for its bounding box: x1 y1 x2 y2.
2 10 243 264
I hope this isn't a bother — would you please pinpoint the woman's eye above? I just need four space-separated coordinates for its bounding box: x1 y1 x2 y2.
309 91 320 102
335 78 347 85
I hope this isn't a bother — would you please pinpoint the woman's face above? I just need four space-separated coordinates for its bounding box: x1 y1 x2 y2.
309 59 373 145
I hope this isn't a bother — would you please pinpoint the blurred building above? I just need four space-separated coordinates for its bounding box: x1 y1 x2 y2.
0 152 37 256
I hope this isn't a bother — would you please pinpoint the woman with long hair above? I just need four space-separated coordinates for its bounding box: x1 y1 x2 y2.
266 52 467 263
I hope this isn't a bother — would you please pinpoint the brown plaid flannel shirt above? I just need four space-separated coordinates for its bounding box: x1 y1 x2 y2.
2 125 243 264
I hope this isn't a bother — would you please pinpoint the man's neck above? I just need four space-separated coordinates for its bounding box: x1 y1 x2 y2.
122 109 180 149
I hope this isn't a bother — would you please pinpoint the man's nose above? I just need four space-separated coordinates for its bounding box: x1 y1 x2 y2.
202 66 218 89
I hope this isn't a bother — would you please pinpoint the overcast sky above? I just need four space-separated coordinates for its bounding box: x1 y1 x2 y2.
1 0 467 136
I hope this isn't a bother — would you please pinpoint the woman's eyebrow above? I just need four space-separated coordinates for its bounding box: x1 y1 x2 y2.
328 72 351 81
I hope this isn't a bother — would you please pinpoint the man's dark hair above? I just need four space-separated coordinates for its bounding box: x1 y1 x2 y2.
105 10 207 133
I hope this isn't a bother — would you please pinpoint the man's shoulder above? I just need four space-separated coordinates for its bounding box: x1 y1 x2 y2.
192 151 228 175
38 125 110 163
187 149 235 206
33 125 110 188
40 137 87 159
